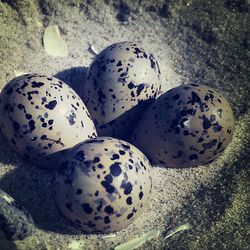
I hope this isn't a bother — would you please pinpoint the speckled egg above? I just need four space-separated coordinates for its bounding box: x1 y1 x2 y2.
54 137 153 233
82 41 162 139
130 84 235 168
0 74 97 169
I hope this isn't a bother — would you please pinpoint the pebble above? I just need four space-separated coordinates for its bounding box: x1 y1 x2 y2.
0 189 34 240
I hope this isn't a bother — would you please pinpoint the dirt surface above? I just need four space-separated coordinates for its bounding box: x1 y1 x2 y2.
0 0 249 249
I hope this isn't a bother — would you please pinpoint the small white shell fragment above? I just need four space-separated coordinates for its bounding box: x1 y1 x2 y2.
164 223 191 240
0 191 15 204
43 25 68 57
114 230 160 250
67 240 85 250
36 20 43 28
101 233 117 239
87 42 98 56
14 70 27 77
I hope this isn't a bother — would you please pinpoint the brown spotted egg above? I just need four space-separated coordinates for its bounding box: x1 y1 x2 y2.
0 74 97 169
54 137 152 233
82 41 162 139
130 84 235 168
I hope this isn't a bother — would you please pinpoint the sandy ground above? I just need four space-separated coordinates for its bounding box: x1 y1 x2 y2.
0 0 249 249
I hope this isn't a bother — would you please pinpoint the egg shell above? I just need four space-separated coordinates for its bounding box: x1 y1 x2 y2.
130 84 235 168
82 41 162 139
54 137 153 233
0 74 97 169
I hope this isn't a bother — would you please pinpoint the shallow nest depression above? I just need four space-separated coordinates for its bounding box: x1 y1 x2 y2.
0 0 249 249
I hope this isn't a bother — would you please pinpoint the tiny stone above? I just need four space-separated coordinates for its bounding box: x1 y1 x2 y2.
0 189 34 240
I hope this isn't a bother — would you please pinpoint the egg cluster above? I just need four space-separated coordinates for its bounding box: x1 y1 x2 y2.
0 41 234 233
